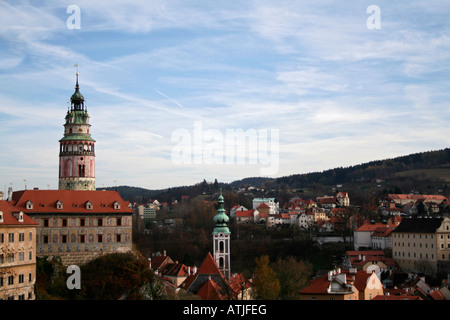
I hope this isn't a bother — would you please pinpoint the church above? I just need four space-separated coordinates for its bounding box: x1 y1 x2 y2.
8 74 133 266
178 190 252 300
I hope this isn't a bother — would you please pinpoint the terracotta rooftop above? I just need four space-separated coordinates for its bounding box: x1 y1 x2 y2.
11 189 133 214
0 200 38 226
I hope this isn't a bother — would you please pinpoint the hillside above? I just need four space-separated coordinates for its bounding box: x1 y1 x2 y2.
110 148 450 204
275 148 450 188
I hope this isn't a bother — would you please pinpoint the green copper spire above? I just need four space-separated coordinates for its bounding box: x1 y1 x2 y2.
213 188 230 234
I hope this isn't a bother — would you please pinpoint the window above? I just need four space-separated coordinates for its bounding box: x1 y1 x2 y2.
80 218 85 227
79 164 86 177
80 235 85 243
98 235 103 243
8 233 14 243
116 234 121 242
117 218 122 226
0 211 3 223
8 275 14 285
62 219 67 227
0 233 4 243
98 218 103 226
19 233 25 242
43 236 48 243
19 252 24 262
44 219 49 227
62 235 67 243
19 274 24 284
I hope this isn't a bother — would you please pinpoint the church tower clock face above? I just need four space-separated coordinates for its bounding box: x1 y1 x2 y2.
58 73 96 191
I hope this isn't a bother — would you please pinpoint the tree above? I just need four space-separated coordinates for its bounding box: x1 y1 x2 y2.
272 256 313 300
252 255 280 300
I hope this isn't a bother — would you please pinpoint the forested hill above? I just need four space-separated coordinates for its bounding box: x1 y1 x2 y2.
105 148 450 203
275 148 450 189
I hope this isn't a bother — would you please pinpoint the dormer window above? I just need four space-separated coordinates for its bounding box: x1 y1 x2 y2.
26 200 33 210
113 201 121 210
56 200 63 210
0 211 3 223
86 201 93 210
12 211 23 223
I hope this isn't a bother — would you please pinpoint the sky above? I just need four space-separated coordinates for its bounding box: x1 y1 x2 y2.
0 0 450 191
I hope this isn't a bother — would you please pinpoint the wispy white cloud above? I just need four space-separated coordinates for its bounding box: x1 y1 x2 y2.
1 0 450 190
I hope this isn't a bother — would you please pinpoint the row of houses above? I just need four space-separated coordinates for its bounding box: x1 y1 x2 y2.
231 193 351 230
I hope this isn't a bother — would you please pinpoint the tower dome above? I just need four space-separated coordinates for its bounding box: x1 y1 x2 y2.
213 189 230 234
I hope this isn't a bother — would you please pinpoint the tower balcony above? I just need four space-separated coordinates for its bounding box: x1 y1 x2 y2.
59 151 95 157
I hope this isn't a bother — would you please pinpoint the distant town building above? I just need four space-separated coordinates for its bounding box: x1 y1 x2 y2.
252 198 279 214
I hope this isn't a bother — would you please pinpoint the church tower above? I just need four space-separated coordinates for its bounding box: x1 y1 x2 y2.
58 73 96 191
212 189 231 281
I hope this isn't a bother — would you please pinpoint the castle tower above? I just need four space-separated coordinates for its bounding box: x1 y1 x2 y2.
212 189 231 281
58 73 96 191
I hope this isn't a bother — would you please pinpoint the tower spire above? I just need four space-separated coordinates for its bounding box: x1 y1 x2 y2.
59 72 96 191
212 188 231 281
70 72 85 111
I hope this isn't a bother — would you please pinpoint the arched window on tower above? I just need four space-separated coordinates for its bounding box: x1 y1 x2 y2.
79 164 85 177
219 257 224 268
219 241 224 253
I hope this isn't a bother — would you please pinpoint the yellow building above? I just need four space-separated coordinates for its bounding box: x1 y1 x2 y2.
0 200 38 300
392 217 450 275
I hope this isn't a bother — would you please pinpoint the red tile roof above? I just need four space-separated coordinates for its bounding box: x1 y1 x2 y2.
0 200 38 226
196 278 225 300
197 252 223 275
11 189 133 214
150 255 174 271
235 210 255 217
300 270 374 295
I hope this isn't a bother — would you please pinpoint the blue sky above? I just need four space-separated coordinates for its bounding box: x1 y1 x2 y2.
1 1 450 191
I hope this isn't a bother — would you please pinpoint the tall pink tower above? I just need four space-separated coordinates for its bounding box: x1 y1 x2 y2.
58 73 96 191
